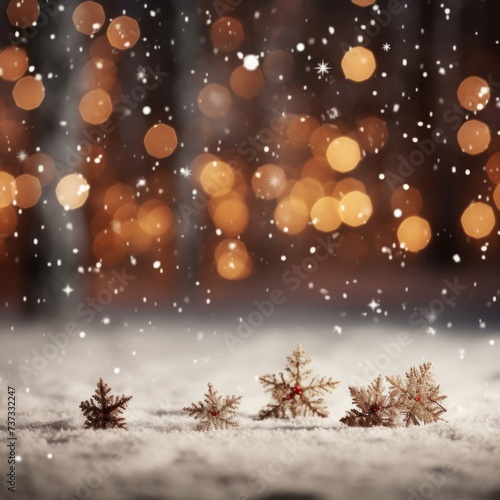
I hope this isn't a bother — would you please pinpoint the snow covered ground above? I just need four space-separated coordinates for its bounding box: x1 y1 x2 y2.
1 318 499 500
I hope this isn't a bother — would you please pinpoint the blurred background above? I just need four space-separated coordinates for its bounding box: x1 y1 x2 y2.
0 0 499 328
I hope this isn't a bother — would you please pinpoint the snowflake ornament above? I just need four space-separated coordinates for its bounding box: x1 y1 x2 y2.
79 378 132 430
386 362 447 426
183 383 242 431
259 344 340 419
340 375 398 427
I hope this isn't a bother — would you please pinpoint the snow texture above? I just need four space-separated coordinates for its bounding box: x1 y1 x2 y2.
1 320 499 500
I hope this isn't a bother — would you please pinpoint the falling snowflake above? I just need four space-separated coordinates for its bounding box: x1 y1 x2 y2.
382 43 391 52
268 174 283 187
62 284 74 296
136 66 147 81
17 150 28 162
315 60 331 76
326 107 340 120
180 167 192 178
367 299 379 311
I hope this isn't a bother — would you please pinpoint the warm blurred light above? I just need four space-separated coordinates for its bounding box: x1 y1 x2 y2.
326 136 361 172
92 230 126 266
274 195 309 235
7 0 39 28
457 76 490 111
486 152 500 184
0 238 6 264
90 35 122 63
12 174 41 208
117 219 152 255
0 205 17 238
0 120 24 155
210 17 244 52
138 199 173 237
332 178 366 199
198 83 232 119
13 76 45 110
144 123 178 159
457 119 490 155
213 197 249 237
113 202 138 224
337 232 368 264
309 125 343 157
252 164 286 200
290 177 324 210
460 202 495 238
0 172 15 208
351 0 375 5
494 184 500 211
104 183 135 213
0 47 28 81
230 66 264 99
200 160 234 196
390 185 423 217
82 58 117 91
24 153 55 186
356 116 388 153
339 191 372 227
73 1 106 35
397 216 431 252
79 88 112 125
301 157 334 183
215 238 251 280
107 16 140 50
56 174 90 210
287 115 320 150
341 47 376 82
311 196 342 232
262 50 295 84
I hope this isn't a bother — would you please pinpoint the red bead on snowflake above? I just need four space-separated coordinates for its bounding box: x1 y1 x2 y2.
415 396 421 402
293 385 303 395
211 410 219 417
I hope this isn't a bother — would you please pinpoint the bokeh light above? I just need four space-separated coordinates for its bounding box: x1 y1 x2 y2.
73 1 106 35
144 124 178 159
332 178 366 199
212 197 249 237
0 172 15 208
274 196 309 235
290 178 324 210
56 174 90 210
230 66 264 99
457 119 490 155
326 136 361 172
460 202 495 238
215 238 251 280
210 17 244 52
104 183 135 213
7 0 39 28
262 50 295 84
309 125 343 158
79 89 112 125
397 216 432 252
13 76 45 110
138 200 173 237
339 191 373 227
0 47 28 81
200 160 234 196
82 58 117 91
311 196 342 232
341 47 376 82
107 16 140 50
24 153 55 186
0 205 17 238
485 152 500 184
12 174 41 208
351 0 375 5
198 83 232 119
457 76 490 111
493 184 500 211
251 164 286 200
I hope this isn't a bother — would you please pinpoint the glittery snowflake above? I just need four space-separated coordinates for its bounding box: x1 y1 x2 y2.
315 60 331 76
259 344 340 419
183 383 242 431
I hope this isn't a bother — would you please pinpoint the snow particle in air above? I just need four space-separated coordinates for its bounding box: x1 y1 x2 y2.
114 367 120 374
243 54 259 71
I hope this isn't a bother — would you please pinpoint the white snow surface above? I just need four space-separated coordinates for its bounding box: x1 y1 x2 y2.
1 319 500 500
